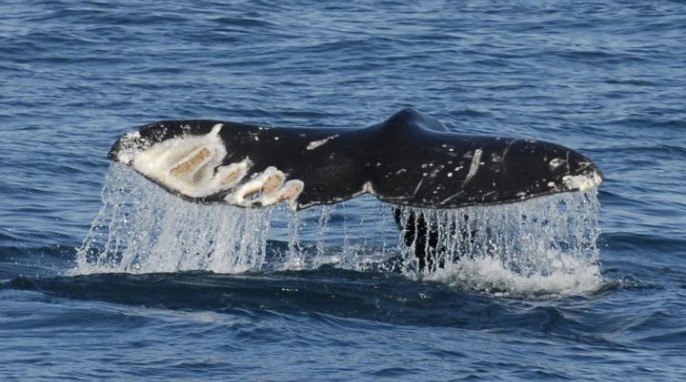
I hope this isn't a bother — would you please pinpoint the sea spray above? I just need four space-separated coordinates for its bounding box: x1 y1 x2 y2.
74 165 273 274
74 165 397 274
395 193 602 295
73 164 602 295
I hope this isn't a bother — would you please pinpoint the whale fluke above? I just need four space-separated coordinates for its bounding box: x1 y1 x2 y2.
109 109 603 211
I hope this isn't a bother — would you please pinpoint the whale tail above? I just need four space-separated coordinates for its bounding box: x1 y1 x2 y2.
108 109 603 270
108 109 603 212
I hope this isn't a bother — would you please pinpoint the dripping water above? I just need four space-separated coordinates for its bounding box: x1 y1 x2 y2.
72 164 603 295
394 194 602 295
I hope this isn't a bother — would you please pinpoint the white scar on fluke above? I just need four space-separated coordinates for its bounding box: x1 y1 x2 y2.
118 123 305 209
306 134 339 150
463 148 483 185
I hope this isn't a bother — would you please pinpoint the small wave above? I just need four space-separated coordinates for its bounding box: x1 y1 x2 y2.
603 117 686 130
604 78 657 87
591 144 686 158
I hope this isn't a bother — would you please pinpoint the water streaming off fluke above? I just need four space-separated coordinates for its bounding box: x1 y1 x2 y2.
73 164 602 296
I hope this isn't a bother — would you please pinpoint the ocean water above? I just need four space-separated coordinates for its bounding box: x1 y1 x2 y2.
2 1 685 380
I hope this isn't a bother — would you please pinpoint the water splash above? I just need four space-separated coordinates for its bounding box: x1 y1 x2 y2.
72 165 397 274
394 195 602 296
72 164 603 295
73 165 272 274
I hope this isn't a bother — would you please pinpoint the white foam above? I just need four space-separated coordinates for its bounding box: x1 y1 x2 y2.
424 252 602 297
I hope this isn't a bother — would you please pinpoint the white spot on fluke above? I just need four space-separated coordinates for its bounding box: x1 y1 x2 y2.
115 131 144 165
549 158 565 170
563 172 603 192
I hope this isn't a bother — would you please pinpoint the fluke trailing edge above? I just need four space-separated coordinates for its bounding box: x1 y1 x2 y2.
109 108 603 211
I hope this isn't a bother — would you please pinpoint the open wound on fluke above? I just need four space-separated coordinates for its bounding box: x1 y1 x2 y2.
169 146 212 177
118 122 305 209
227 166 305 209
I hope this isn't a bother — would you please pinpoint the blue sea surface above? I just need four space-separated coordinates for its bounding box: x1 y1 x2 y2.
2 1 686 380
